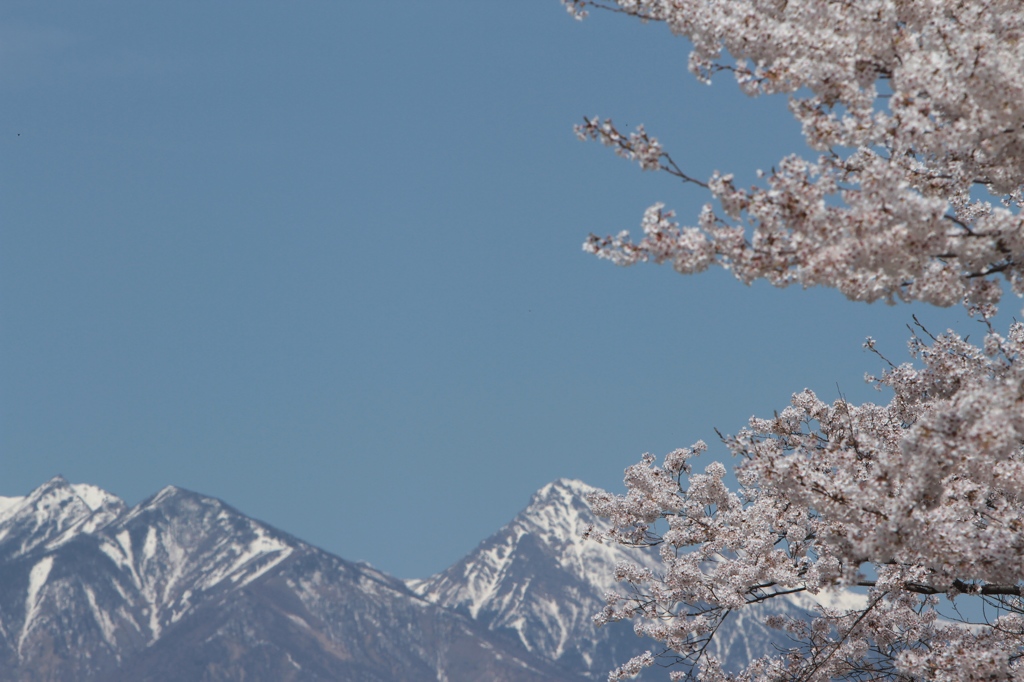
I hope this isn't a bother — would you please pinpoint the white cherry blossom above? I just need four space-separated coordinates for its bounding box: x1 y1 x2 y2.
571 0 1024 308
564 1 1024 679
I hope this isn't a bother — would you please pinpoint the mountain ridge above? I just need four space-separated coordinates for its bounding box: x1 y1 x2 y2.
0 476 577 681
0 475 815 681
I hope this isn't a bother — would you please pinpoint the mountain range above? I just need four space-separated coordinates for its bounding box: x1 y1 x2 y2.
0 476 812 681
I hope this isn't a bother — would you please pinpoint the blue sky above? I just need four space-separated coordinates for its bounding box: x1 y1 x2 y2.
1 1 976 578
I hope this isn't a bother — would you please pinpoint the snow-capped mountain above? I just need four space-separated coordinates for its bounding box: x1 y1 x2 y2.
410 478 815 680
0 477 125 562
0 476 578 682
0 475 817 681
408 479 656 678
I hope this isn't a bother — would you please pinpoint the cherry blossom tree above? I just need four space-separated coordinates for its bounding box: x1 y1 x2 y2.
563 1 1024 679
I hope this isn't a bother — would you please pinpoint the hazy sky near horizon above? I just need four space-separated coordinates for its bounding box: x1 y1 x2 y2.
1 1 983 578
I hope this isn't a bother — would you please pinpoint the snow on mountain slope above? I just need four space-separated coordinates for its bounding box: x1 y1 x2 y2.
0 476 126 560
410 479 654 614
0 480 342 678
111 486 299 638
70 483 122 512
410 478 816 680
0 476 823 681
0 478 584 682
0 496 25 521
409 479 664 678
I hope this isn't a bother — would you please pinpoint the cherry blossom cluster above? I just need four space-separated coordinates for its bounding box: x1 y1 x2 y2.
562 1 1024 679
570 0 1024 309
586 319 1024 680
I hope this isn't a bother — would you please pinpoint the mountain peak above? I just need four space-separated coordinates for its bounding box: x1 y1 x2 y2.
151 484 185 501
31 475 73 498
410 478 661 678
0 477 126 561
517 479 604 544
16 477 123 511
126 485 212 519
534 478 598 501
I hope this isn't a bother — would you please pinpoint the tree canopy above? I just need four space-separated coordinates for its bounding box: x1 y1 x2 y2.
565 1 1024 679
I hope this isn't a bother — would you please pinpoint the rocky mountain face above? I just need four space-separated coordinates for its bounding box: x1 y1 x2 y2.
0 476 814 681
408 479 657 679
409 479 813 680
0 477 576 682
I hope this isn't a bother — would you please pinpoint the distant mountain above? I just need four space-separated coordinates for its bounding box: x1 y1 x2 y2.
0 476 815 681
409 478 814 680
0 476 577 682
408 479 654 678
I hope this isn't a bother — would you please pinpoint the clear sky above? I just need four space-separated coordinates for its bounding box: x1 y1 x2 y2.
1 1 979 578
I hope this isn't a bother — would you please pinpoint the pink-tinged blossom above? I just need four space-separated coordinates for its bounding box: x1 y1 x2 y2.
564 0 1024 680
609 651 656 681
585 322 1024 681
570 0 1024 309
